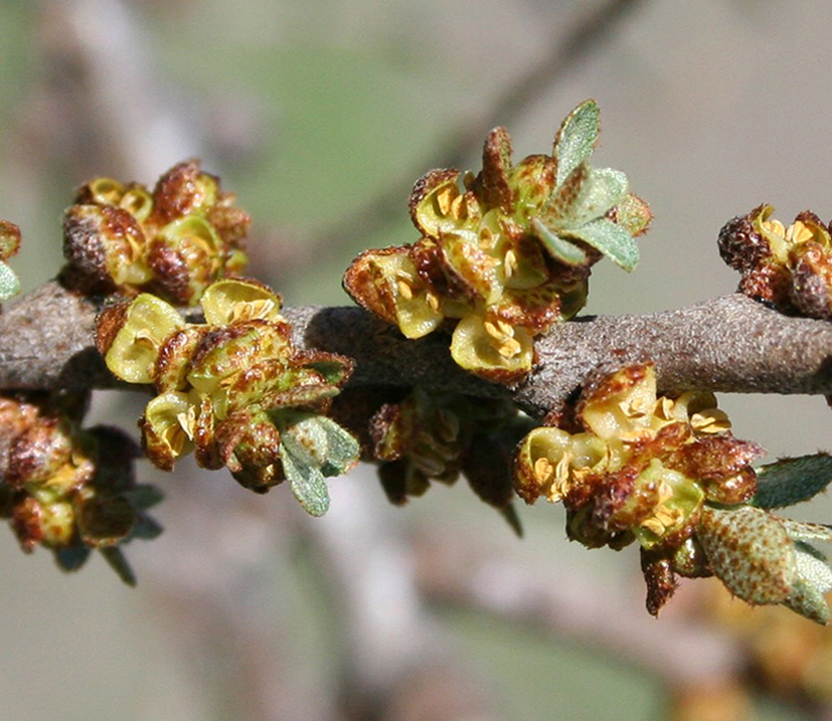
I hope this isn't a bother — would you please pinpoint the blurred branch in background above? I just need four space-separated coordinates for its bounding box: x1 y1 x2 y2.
278 0 646 284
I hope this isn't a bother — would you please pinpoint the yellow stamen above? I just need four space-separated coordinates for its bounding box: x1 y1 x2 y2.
484 320 502 340
534 457 554 484
397 280 414 300
498 337 522 359
785 220 813 245
690 408 731 434
762 218 786 237
450 194 466 220
504 249 517 278
230 299 277 323
134 329 159 350
436 187 454 216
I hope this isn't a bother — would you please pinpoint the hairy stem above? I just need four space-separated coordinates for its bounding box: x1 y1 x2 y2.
2 283 831 417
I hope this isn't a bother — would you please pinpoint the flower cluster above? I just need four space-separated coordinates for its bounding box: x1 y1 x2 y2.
358 387 528 532
0 390 161 584
514 364 832 622
62 160 250 305
97 278 359 515
344 101 651 383
719 204 832 318
0 219 21 301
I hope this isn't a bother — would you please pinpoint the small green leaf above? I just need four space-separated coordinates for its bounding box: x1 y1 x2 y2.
697 505 795 605
564 168 628 228
753 454 832 509
277 413 360 516
530 218 587 266
100 546 137 586
315 416 361 476
553 100 600 187
130 514 164 540
302 358 352 386
781 519 832 543
0 261 20 301
280 438 330 517
500 504 523 538
123 484 164 511
54 546 91 572
562 218 640 271
784 543 832 623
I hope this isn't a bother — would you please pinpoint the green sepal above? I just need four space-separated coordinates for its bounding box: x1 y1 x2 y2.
553 100 600 187
563 218 640 271
753 453 832 509
0 261 20 301
530 217 587 266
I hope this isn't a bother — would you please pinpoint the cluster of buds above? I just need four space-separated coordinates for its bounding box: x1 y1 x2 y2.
353 387 529 532
344 100 651 384
515 363 832 622
0 390 161 584
97 278 359 515
719 204 832 318
62 160 250 305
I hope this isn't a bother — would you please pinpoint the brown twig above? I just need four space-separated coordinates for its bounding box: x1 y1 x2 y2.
2 283 832 419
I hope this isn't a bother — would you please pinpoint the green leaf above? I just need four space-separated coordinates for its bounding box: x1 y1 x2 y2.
781 519 832 543
500 503 523 538
315 416 361 476
530 217 587 266
277 412 360 516
563 218 640 271
0 261 20 301
697 505 795 605
123 484 164 511
130 514 164 540
100 546 137 586
54 546 91 572
280 438 330 516
564 168 628 227
784 542 832 623
753 453 832 509
553 100 600 187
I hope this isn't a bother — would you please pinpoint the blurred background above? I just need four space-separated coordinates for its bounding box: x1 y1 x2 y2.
2 1 832 719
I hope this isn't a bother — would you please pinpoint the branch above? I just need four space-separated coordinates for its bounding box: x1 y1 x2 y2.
2 283 832 417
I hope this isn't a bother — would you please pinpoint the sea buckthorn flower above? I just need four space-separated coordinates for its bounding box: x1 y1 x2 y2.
362 387 528 532
719 204 832 318
62 160 250 305
0 390 161 584
97 278 360 516
0 220 21 301
344 100 651 383
515 363 832 622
